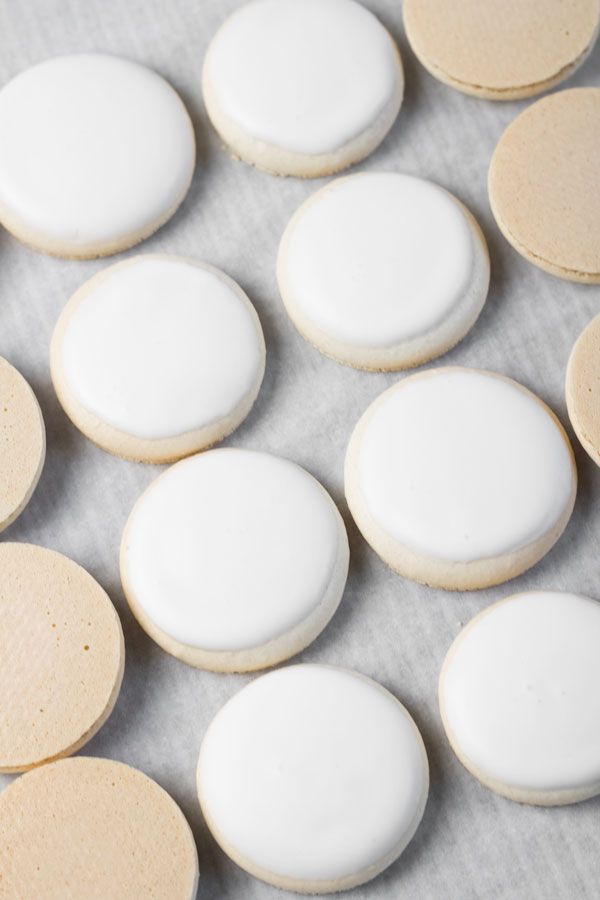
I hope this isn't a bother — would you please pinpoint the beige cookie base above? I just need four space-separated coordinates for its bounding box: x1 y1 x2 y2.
0 357 45 531
197 666 429 893
0 757 199 899
439 594 600 805
51 255 266 464
344 367 577 591
202 38 403 178
403 0 600 100
120 469 349 672
489 88 600 283
566 312 600 465
0 543 124 773
0 91 194 259
277 177 490 371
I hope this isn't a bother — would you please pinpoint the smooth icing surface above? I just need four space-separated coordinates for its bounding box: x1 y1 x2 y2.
282 173 475 347
122 450 343 650
198 665 427 881
0 54 194 245
205 0 400 154
441 591 600 792
358 369 573 562
60 257 263 439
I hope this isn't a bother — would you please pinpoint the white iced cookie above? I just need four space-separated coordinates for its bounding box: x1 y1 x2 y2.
0 357 45 531
440 590 600 805
277 172 490 370
202 0 403 177
51 255 265 463
121 449 349 671
345 367 577 590
197 664 429 892
0 54 195 258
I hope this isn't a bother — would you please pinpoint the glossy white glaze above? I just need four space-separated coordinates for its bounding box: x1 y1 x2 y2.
0 54 194 246
60 257 263 439
205 0 399 154
282 173 476 346
358 369 573 561
198 665 428 882
441 591 600 792
122 450 343 650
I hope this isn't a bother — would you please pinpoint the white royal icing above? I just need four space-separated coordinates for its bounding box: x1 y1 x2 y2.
282 173 476 347
358 369 573 562
60 257 263 440
442 591 600 793
0 54 194 246
198 665 427 881
123 450 344 650
205 0 400 155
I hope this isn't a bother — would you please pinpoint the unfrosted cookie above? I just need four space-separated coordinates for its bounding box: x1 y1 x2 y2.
489 88 600 282
345 367 577 590
0 543 124 772
197 664 428 892
202 0 403 177
51 255 265 463
0 54 195 258
277 172 489 370
121 449 349 671
0 757 199 898
566 313 600 464
440 590 600 805
404 0 599 100
0 357 45 531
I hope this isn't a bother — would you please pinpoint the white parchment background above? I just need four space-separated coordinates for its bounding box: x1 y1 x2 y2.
1 1 600 897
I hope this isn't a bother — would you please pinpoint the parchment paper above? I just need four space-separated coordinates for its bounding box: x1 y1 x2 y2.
1 1 599 897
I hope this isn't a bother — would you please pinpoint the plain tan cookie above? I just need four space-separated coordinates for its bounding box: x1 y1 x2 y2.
0 543 124 772
0 756 199 899
0 357 45 531
403 0 599 100
489 88 600 282
566 313 600 464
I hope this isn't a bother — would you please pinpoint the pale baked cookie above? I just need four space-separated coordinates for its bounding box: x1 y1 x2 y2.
0 757 199 898
440 590 600 805
489 88 600 282
403 0 599 100
345 367 577 591
197 664 428 892
121 449 349 672
202 0 403 177
51 255 265 463
277 172 490 370
0 54 195 258
0 543 124 772
0 357 45 531
566 313 600 464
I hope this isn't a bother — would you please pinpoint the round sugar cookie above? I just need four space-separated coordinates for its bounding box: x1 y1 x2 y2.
197 664 428 893
202 0 403 177
0 53 195 258
51 255 265 463
0 357 45 532
403 0 600 100
121 449 349 672
0 543 124 772
277 172 490 370
489 88 600 282
440 590 600 805
345 367 577 591
0 757 199 898
566 313 600 464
